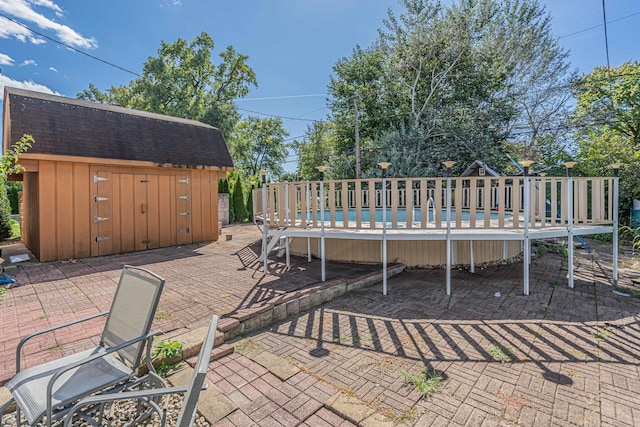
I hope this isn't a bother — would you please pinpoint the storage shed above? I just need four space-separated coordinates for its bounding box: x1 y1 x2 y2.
2 87 233 262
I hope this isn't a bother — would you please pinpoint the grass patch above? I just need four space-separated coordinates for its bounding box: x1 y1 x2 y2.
402 369 444 398
154 309 172 320
615 286 640 298
10 221 20 239
0 287 6 301
488 343 516 363
592 328 608 340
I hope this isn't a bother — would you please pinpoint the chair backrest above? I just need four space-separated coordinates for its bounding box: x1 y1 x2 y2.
176 315 219 427
101 265 165 367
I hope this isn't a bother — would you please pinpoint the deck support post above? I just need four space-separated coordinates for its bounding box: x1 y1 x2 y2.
443 161 455 296
317 167 327 282
565 162 576 289
612 163 621 286
520 161 534 296
469 240 475 274
260 170 269 275
306 183 312 262
379 162 391 296
285 183 290 268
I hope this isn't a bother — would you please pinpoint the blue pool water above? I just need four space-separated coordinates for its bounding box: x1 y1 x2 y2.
305 208 506 223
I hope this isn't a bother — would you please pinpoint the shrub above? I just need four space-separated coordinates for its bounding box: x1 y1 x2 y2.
0 177 15 239
232 177 247 222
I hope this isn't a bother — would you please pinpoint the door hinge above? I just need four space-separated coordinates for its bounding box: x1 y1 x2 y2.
95 236 109 242
179 227 190 233
179 211 190 216
178 178 189 184
179 194 189 200
94 216 109 223
93 175 108 182
140 179 149 183
94 196 109 202
141 239 151 244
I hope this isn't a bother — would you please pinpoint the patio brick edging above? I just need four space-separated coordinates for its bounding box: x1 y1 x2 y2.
178 265 406 361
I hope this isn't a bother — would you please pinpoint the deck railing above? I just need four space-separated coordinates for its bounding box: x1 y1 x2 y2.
254 176 615 230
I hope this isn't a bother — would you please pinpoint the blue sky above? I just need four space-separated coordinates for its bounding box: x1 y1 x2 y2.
1 0 638 171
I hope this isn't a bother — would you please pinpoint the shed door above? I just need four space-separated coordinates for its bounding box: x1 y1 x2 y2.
91 169 191 256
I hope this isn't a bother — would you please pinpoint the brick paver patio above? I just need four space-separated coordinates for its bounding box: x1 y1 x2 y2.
1 224 639 426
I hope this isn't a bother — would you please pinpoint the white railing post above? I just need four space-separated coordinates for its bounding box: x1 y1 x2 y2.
520 161 534 295
564 162 576 289
611 163 622 286
316 167 327 282
306 182 312 262
284 183 290 267
443 162 455 296
260 170 269 275
379 162 391 296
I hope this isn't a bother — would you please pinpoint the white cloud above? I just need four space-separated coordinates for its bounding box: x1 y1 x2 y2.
160 0 182 6
0 0 97 49
0 72 59 95
19 59 36 66
0 52 14 65
48 66 56 72
27 0 62 14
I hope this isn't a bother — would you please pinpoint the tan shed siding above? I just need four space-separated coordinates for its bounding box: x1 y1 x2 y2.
72 163 91 258
289 237 521 267
38 161 57 262
54 162 75 260
23 172 40 259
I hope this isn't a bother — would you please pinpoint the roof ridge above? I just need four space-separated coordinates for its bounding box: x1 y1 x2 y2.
4 86 217 130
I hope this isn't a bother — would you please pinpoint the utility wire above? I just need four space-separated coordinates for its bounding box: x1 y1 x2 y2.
0 13 142 78
602 0 611 69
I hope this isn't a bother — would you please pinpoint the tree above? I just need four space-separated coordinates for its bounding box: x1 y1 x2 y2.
573 62 640 209
292 121 335 180
319 0 572 179
78 32 257 137
0 134 33 239
231 177 247 222
229 116 289 178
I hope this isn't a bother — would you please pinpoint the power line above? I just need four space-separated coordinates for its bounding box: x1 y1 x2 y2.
0 13 142 78
234 94 326 102
559 10 640 39
235 107 320 122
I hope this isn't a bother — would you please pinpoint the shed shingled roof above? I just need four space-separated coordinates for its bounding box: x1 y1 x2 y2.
3 87 233 169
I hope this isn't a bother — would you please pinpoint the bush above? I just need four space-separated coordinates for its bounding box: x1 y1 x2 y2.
232 177 247 222
246 185 254 222
6 182 20 214
0 177 15 239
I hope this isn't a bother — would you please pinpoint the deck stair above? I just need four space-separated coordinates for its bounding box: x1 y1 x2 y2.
257 234 290 262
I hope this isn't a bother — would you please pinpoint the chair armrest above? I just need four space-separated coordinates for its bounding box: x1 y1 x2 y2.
46 330 163 422
63 385 191 427
16 311 109 372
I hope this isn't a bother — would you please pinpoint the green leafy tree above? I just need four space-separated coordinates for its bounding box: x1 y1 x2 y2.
292 121 336 180
319 0 571 179
573 62 640 210
78 32 257 137
229 116 289 178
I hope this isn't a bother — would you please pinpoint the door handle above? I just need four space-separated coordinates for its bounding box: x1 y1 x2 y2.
141 203 146 214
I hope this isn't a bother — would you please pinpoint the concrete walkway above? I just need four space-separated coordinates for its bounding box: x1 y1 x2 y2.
1 225 640 426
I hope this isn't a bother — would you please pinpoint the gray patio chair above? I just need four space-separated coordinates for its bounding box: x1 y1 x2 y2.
63 315 219 427
0 265 165 427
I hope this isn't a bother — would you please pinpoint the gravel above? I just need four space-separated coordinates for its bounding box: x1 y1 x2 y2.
2 394 211 427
